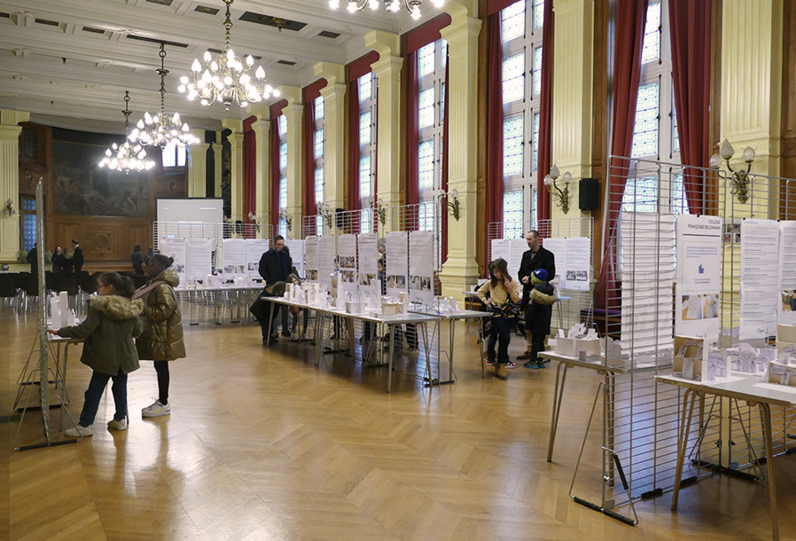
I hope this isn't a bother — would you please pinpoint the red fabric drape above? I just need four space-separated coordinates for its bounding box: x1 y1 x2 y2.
600 0 649 309
486 0 520 16
441 54 450 265
536 0 555 222
303 97 316 221
406 14 452 54
348 78 361 232
485 14 504 233
407 49 420 224
243 123 256 239
270 115 281 234
669 0 711 215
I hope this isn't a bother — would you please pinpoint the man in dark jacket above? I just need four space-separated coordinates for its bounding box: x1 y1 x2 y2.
516 230 556 360
256 235 292 343
131 245 144 275
523 269 556 369
26 243 38 277
71 239 84 272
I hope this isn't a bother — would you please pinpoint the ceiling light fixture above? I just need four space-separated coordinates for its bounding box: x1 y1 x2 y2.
99 91 155 173
180 0 279 110
130 43 199 148
329 0 444 19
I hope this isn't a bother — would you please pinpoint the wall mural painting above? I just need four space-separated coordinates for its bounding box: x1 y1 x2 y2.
53 141 149 217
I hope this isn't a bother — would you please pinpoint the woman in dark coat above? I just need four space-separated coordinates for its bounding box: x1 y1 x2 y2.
131 245 144 275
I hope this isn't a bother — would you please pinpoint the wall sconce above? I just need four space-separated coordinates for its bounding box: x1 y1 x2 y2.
316 202 333 230
543 164 571 214
366 196 386 227
278 207 292 232
442 189 460 221
2 198 17 217
710 139 755 204
247 211 260 233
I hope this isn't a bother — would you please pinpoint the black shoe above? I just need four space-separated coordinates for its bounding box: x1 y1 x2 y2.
281 330 291 338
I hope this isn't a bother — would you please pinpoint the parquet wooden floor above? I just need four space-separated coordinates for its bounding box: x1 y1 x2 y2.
2 307 795 541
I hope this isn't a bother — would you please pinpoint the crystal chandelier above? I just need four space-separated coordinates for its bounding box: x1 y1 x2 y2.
329 0 444 18
180 0 279 110
130 43 199 148
99 91 155 174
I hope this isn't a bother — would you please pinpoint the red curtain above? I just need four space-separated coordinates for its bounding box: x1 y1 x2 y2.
407 50 420 215
600 0 649 308
669 0 711 215
485 13 504 233
303 97 316 221
536 0 555 222
486 0 519 16
348 77 361 232
441 55 450 265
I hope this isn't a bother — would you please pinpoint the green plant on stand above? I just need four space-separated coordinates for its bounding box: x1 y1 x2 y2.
16 250 27 263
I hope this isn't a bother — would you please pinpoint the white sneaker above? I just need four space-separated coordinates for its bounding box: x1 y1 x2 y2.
107 418 127 431
142 400 171 418
65 424 93 437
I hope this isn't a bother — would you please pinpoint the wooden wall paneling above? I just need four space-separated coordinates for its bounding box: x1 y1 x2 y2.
781 0 796 219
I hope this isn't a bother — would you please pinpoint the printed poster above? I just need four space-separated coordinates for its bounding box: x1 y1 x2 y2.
385 231 408 296
222 239 246 275
675 214 722 341
779 221 796 325
284 238 304 278
185 238 213 282
318 235 336 288
304 236 318 282
740 219 780 339
159 238 186 286
245 239 270 274
338 234 358 293
409 230 434 305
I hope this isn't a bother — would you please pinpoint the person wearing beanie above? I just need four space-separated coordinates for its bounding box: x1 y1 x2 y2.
523 268 556 369
517 230 556 360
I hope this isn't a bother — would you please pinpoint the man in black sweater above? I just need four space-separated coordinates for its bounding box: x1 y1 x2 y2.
516 230 556 360
257 235 292 343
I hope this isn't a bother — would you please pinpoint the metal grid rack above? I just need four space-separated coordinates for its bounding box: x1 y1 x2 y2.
487 216 595 332
575 156 796 524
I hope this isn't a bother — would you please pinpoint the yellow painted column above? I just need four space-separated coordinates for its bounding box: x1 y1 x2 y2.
549 0 594 223
721 0 783 218
315 62 347 212
278 86 304 239
248 105 271 240
213 131 223 198
187 130 209 198
222 119 244 224
439 1 482 300
364 31 403 210
0 110 30 261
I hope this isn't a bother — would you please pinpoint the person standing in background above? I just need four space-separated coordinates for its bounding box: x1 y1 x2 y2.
52 246 65 273
257 235 292 344
144 246 154 268
26 243 38 276
62 246 74 274
72 239 84 273
131 245 144 275
517 230 556 362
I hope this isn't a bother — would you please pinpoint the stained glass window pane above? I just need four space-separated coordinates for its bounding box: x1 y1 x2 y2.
360 111 372 146
418 43 435 77
533 46 543 96
315 167 324 205
671 174 689 215
419 201 434 232
314 128 324 159
360 156 371 198
440 83 445 123
631 82 659 158
501 1 525 43
359 74 372 102
534 0 545 30
642 0 661 65
23 198 35 211
314 96 324 120
419 140 435 189
361 208 372 234
441 40 448 70
23 214 36 252
532 112 540 172
672 108 680 154
503 115 524 177
317 216 323 237
278 115 287 137
419 87 435 129
502 52 525 104
622 176 658 213
530 187 538 230
503 190 524 239
279 142 288 170
279 177 287 209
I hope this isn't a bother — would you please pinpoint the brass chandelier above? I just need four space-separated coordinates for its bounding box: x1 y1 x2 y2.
180 0 279 110
329 0 444 18
99 91 155 173
129 43 199 149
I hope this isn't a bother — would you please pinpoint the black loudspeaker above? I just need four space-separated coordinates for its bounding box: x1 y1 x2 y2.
579 177 600 211
335 207 346 228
